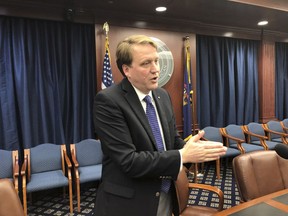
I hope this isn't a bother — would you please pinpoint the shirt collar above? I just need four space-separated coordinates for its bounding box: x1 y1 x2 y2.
131 85 153 102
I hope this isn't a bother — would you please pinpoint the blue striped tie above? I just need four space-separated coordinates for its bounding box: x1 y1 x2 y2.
144 95 171 193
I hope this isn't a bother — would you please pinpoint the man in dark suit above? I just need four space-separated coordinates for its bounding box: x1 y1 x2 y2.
93 35 226 216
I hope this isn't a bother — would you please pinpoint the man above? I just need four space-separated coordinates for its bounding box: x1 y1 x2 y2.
93 35 226 216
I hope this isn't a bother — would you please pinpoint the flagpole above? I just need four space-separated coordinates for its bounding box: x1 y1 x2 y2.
184 36 199 182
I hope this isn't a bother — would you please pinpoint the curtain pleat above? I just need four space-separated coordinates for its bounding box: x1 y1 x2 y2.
0 16 96 150
196 35 259 128
275 42 288 120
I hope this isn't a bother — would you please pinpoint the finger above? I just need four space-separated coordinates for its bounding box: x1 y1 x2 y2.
189 130 205 142
203 141 224 148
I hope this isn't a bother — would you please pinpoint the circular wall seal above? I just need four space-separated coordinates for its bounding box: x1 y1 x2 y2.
150 37 174 87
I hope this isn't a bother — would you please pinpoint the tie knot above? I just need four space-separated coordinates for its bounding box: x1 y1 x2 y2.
144 95 152 104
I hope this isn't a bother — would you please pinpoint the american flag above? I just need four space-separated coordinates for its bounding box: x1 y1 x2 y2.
101 38 114 89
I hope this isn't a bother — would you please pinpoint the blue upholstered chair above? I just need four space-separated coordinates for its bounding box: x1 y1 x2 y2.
243 122 278 150
69 139 103 212
202 126 240 179
263 120 288 144
220 124 265 154
23 143 73 215
0 149 23 195
281 118 288 133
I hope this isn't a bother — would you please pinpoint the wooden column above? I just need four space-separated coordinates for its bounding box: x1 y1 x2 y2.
258 34 276 123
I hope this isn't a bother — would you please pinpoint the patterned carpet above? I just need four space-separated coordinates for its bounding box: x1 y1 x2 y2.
188 161 241 209
27 161 240 215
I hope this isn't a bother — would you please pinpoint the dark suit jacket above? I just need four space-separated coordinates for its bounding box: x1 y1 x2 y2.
93 78 185 216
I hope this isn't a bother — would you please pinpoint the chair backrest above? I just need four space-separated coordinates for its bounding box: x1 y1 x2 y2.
174 168 189 214
233 150 288 202
0 149 13 179
281 118 288 132
266 120 284 139
0 179 24 216
245 122 266 142
27 143 63 174
202 126 223 143
73 139 103 166
224 124 245 145
282 118 288 127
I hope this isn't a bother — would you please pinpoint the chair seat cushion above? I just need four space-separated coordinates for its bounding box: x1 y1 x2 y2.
221 147 240 158
79 164 102 183
240 143 264 152
27 170 68 192
180 205 218 216
271 138 283 143
251 140 278 150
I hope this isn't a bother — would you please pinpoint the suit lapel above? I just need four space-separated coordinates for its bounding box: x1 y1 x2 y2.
121 79 158 150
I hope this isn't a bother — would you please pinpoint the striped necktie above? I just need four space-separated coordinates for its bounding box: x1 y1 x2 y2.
144 95 171 193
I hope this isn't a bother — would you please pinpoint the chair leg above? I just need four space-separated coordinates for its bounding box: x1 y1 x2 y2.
216 158 220 179
194 163 198 183
23 188 27 216
69 180 73 214
76 178 81 212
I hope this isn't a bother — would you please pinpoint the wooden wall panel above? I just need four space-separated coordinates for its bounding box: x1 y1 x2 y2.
259 38 276 122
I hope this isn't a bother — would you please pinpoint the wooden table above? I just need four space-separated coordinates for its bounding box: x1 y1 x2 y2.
214 189 288 216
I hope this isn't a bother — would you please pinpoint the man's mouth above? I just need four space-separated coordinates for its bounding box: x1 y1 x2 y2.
151 76 159 81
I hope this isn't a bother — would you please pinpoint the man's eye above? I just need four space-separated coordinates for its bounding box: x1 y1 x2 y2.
142 61 150 66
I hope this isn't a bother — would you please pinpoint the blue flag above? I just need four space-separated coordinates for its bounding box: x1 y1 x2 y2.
183 41 193 141
101 38 114 89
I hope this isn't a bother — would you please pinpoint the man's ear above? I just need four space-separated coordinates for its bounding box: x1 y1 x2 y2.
123 64 130 78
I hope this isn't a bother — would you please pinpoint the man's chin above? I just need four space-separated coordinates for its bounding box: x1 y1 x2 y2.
150 82 159 89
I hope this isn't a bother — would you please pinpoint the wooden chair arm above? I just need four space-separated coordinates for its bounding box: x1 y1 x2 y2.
189 183 224 210
280 122 288 133
243 130 268 140
64 152 72 168
14 161 19 178
71 153 79 168
263 125 288 137
221 133 245 143
21 155 28 176
220 128 245 153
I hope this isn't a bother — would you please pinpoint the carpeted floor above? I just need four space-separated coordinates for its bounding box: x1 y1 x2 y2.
27 161 240 215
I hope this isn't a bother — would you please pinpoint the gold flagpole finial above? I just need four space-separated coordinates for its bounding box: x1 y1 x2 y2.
103 22 109 38
184 36 190 48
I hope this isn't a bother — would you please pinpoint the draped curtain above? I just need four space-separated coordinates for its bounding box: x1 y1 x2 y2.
0 16 96 150
196 35 259 128
275 42 288 120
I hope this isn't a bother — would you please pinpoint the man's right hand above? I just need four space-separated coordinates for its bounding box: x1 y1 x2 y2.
180 130 227 164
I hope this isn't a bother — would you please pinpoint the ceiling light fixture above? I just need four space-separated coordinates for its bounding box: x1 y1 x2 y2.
224 32 233 37
155 6 167 12
257 20 268 26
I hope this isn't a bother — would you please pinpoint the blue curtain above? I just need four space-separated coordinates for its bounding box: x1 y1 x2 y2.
0 16 96 150
196 35 259 128
275 42 288 120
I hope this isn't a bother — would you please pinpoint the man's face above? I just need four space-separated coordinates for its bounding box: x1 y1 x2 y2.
123 44 160 94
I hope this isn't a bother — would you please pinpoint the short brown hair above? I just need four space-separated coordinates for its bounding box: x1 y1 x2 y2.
116 35 157 76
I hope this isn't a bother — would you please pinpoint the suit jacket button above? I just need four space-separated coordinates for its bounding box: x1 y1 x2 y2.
156 192 160 197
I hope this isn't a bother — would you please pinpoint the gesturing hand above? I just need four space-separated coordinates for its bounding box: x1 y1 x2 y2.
180 130 227 163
